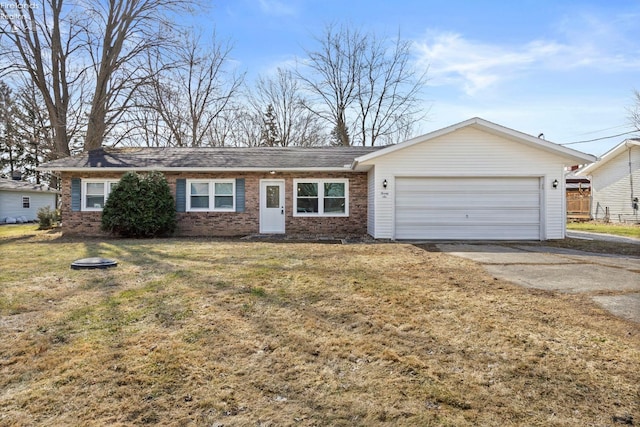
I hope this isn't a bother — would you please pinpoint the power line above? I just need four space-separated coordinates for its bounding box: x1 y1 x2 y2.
560 130 639 145
574 123 633 136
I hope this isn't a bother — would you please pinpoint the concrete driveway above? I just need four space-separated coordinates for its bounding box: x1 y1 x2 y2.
436 243 640 323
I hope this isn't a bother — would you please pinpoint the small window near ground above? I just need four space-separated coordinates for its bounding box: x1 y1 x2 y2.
22 196 30 208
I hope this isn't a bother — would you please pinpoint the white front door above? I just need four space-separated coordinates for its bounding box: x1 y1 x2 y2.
260 180 285 234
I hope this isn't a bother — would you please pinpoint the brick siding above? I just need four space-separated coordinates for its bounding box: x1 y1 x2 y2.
60 171 369 238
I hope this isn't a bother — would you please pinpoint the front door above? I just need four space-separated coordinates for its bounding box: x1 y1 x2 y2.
260 180 285 234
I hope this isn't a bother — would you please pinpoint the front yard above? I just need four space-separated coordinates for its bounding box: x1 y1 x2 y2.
1 226 638 426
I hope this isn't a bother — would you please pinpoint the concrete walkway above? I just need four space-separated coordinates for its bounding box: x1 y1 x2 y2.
437 243 640 323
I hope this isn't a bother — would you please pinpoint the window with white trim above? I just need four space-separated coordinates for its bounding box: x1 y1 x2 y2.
82 180 119 210
22 196 30 208
187 179 235 212
294 179 348 216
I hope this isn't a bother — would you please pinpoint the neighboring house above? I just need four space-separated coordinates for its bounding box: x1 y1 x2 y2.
0 178 59 223
40 117 596 240
577 139 640 223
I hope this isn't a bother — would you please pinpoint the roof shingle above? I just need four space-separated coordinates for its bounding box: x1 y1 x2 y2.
41 146 384 171
0 178 59 193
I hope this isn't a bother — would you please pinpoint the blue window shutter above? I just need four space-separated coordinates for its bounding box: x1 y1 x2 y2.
71 178 81 211
176 179 186 212
236 178 245 212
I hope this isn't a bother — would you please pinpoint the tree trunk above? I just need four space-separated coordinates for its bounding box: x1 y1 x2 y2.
84 101 106 151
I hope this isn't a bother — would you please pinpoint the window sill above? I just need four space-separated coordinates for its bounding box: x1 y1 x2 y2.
186 209 236 213
294 213 349 218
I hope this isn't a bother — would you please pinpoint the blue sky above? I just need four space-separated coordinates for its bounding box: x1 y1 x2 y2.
205 0 639 156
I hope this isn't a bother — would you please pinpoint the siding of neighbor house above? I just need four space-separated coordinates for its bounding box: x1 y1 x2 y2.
360 126 570 240
589 144 640 222
59 171 368 237
0 190 57 221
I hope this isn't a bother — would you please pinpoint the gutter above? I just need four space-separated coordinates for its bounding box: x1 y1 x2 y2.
37 166 356 173
627 141 636 211
0 187 60 194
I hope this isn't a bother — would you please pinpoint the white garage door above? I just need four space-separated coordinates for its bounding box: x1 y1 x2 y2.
395 177 541 240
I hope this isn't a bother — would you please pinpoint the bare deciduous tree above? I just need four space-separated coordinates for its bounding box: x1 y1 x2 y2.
82 0 196 150
631 90 640 131
0 0 87 158
354 33 428 146
250 67 325 147
205 106 242 146
296 24 363 146
233 107 263 147
138 31 244 147
297 24 428 146
125 102 171 147
0 0 197 156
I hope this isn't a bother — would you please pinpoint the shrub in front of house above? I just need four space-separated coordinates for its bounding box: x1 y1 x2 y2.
101 171 176 237
37 206 59 229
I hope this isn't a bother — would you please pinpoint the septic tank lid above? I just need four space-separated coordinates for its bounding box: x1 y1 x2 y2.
71 257 118 270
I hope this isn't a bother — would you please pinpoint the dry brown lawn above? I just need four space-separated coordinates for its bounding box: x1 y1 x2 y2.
0 229 638 426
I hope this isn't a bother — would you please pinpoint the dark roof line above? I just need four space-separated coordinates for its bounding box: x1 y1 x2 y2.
41 146 386 171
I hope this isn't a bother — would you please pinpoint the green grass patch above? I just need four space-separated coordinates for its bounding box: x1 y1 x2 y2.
249 286 267 297
567 221 640 238
0 223 40 238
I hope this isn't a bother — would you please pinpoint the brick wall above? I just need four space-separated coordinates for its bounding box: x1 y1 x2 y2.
60 171 369 238
60 171 114 236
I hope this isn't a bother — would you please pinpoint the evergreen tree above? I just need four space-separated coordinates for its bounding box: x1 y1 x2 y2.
0 81 55 184
0 81 20 178
14 84 55 184
101 171 176 237
260 104 279 146
329 124 348 147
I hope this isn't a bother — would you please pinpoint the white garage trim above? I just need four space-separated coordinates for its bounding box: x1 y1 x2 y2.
394 177 543 240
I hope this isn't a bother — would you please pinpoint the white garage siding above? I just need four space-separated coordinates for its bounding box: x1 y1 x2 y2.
355 119 596 240
394 177 541 240
367 170 376 236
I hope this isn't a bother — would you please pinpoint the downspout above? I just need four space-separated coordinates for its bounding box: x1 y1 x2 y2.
628 142 634 202
628 142 638 219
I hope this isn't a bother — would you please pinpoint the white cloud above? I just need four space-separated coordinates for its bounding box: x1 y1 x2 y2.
257 0 296 17
415 33 541 95
414 33 567 95
413 17 640 97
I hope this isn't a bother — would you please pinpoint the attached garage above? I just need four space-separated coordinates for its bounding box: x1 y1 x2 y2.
394 177 541 240
353 117 597 241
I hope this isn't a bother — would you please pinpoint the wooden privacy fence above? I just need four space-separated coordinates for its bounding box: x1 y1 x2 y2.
567 192 591 221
